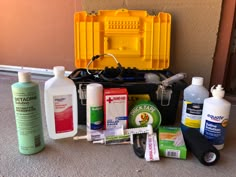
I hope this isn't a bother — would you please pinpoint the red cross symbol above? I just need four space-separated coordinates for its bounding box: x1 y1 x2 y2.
106 97 113 103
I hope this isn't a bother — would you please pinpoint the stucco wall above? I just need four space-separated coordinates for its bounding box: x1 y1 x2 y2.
0 0 222 87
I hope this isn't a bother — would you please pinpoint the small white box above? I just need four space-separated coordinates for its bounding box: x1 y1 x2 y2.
104 88 128 130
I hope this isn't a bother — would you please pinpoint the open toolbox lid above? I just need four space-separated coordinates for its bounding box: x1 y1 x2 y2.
74 9 171 70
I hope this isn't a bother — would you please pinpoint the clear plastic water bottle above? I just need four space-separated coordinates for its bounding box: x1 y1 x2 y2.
181 77 209 132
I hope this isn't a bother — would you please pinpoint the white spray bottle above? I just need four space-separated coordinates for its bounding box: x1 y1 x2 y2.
200 84 231 150
86 83 104 141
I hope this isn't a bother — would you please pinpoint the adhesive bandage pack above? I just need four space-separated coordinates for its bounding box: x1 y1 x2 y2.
104 88 128 129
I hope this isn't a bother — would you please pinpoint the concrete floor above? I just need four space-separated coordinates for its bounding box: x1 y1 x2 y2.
1 72 236 177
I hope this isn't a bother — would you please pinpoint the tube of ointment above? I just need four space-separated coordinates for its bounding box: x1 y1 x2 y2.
73 129 104 141
145 131 160 161
73 126 124 141
93 134 130 145
124 124 153 135
103 126 124 137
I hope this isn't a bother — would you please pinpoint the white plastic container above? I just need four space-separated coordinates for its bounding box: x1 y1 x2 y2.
181 77 209 131
200 85 231 150
44 66 78 139
86 83 103 141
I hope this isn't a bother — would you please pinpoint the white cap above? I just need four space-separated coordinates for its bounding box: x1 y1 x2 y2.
211 84 225 98
92 139 105 144
73 135 88 141
147 124 153 135
18 71 31 82
53 66 65 77
192 77 203 86
86 83 103 105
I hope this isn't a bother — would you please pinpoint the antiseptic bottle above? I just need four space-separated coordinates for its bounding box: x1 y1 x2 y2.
11 71 45 154
181 77 209 132
44 66 78 139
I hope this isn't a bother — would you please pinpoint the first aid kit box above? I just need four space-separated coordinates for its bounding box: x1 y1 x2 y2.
104 88 128 130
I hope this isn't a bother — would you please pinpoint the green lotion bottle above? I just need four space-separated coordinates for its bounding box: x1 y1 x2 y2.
11 71 45 155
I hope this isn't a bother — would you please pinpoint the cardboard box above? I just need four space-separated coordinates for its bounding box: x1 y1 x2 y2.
104 88 128 129
159 126 187 159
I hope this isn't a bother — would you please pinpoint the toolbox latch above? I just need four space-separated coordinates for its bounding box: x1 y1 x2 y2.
78 84 87 105
156 85 173 107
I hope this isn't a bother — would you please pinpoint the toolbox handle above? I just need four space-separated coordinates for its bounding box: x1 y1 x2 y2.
115 9 130 16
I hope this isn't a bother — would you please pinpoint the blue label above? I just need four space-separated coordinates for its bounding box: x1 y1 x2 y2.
116 116 128 120
203 120 225 145
107 116 128 126
91 123 103 130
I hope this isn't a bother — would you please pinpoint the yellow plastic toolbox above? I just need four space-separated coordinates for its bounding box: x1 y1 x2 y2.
71 9 187 126
74 9 171 70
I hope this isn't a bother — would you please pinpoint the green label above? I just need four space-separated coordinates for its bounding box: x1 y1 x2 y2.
90 106 103 130
12 84 45 155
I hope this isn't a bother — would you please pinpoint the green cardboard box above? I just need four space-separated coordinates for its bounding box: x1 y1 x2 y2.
158 126 187 159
